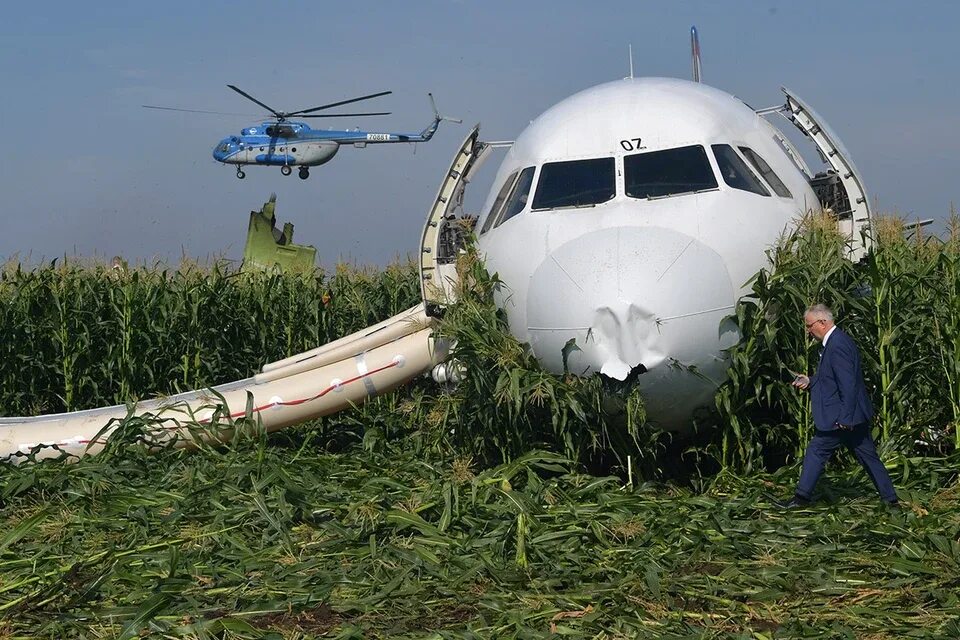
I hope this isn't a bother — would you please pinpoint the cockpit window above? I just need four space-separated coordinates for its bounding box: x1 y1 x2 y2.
739 146 792 198
532 157 615 210
712 144 770 196
624 145 718 199
495 166 535 229
479 170 518 235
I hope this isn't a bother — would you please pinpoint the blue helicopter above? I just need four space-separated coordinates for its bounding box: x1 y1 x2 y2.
145 85 459 179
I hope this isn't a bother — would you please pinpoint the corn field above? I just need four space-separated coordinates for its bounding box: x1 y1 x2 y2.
714 211 960 473
0 259 419 415
2 415 959 638
2 215 960 638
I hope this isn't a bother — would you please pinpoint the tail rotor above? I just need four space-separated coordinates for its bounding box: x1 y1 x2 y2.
429 93 462 125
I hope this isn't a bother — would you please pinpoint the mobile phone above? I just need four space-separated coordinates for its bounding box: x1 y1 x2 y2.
781 367 803 384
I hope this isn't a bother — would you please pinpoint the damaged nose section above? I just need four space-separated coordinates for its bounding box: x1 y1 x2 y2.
525 226 736 419
592 302 666 380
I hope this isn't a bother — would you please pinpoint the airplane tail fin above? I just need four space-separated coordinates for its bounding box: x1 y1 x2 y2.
690 26 702 83
420 93 462 140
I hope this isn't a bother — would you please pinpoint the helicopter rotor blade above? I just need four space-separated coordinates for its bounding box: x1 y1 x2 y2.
289 90 392 116
298 112 392 118
227 84 282 118
142 105 257 117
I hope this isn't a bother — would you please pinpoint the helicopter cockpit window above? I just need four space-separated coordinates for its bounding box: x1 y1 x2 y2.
532 157 615 210
712 144 770 196
495 166 535 229
738 146 792 198
479 170 519 235
624 145 719 199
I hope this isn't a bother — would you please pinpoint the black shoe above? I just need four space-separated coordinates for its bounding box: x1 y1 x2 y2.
776 495 811 510
884 499 902 511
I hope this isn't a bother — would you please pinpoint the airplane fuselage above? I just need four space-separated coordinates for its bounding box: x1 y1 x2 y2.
474 78 842 429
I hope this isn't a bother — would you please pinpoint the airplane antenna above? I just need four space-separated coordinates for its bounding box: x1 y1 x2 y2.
690 26 702 83
628 44 634 79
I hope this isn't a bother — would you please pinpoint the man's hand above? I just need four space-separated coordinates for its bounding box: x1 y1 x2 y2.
792 374 810 390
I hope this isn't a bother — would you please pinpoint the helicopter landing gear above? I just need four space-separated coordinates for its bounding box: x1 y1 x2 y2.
236 167 246 179
298 166 310 180
281 165 292 176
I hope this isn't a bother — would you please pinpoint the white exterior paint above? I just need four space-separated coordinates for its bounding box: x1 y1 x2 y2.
477 77 826 428
1 307 447 462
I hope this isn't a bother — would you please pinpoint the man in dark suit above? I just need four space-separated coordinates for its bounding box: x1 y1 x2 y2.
782 304 899 508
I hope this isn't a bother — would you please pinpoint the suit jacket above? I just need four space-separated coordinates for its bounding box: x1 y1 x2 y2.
809 327 874 431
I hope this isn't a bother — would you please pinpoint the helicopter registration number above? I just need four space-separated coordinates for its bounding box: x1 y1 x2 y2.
366 133 392 141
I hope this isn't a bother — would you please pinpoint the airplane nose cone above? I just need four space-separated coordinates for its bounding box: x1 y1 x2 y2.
526 226 739 427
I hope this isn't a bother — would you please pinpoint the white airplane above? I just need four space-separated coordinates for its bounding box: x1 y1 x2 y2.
424 28 872 429
1 29 871 460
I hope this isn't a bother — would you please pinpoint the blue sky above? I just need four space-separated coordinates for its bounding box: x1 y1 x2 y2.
0 1 956 266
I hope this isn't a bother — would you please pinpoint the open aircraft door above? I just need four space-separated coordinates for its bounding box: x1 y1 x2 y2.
419 125 504 314
779 87 873 261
